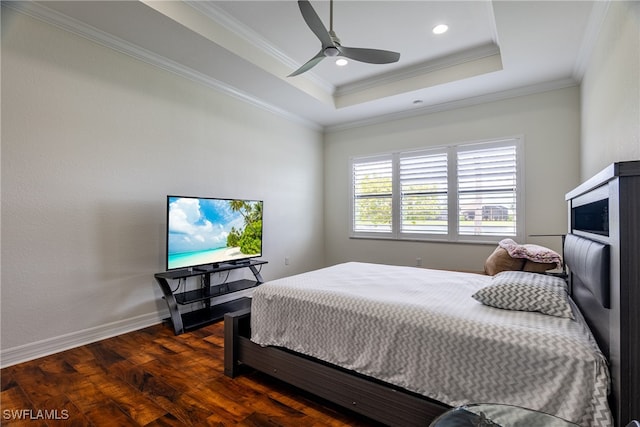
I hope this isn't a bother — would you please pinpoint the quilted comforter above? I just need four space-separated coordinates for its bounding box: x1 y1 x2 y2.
251 262 612 427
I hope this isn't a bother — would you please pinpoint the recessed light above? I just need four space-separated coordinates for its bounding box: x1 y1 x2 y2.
336 58 348 67
432 24 449 35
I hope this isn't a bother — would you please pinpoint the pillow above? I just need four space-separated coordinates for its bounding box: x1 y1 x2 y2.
499 239 563 269
484 246 526 276
472 271 574 319
523 260 557 273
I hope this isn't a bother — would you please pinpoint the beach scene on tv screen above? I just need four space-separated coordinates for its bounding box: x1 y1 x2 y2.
168 197 262 269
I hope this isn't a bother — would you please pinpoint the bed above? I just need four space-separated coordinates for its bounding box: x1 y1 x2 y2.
224 161 640 427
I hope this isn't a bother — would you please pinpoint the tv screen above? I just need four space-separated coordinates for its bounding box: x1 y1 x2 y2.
166 196 263 270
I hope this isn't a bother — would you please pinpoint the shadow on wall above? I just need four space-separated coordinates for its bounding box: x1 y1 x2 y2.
95 198 166 315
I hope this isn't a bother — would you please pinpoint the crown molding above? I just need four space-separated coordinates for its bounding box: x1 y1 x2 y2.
335 42 501 97
185 1 295 69
327 77 579 133
184 0 335 94
2 1 322 131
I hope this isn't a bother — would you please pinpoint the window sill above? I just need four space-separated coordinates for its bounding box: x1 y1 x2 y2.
349 235 502 245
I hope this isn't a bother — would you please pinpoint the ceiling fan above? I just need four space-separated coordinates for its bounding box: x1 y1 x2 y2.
288 0 401 77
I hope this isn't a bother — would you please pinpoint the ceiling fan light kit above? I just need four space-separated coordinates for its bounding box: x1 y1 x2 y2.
288 0 401 77
432 24 449 35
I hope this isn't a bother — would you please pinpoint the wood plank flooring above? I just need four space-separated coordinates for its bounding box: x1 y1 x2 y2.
1 321 379 426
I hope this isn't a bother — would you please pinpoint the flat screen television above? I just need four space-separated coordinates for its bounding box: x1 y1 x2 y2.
166 195 263 271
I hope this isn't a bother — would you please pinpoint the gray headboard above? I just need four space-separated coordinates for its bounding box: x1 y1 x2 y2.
564 234 611 358
564 234 610 308
565 161 640 426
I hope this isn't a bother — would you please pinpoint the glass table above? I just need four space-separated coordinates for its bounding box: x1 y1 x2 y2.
430 403 579 427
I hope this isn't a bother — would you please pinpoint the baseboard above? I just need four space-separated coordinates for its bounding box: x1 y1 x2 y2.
0 310 168 368
1 289 257 368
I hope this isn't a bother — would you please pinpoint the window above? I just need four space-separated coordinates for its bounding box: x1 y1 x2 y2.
353 155 393 233
399 150 448 235
350 137 523 243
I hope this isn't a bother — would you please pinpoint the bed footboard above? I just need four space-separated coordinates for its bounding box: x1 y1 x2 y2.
223 309 449 427
223 307 251 378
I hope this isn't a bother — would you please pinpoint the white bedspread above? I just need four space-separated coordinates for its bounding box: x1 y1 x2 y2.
251 262 612 427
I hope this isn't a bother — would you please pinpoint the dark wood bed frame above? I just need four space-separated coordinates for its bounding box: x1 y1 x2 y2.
225 161 640 427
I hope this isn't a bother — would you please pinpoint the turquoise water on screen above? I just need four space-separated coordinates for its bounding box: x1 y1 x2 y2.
168 247 227 269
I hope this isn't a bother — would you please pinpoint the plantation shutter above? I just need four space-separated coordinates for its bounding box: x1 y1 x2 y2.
352 156 393 233
400 151 448 234
457 142 518 236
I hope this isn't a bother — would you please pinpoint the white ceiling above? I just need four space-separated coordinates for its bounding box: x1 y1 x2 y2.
19 0 605 130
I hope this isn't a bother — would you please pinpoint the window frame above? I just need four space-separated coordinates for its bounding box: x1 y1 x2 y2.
351 153 394 237
349 136 525 244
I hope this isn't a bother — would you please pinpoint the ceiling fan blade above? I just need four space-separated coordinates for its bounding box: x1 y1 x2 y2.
298 0 334 48
290 0 401 77
337 46 400 64
288 50 326 77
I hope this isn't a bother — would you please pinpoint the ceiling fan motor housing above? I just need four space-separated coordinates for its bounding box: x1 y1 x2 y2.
324 46 340 57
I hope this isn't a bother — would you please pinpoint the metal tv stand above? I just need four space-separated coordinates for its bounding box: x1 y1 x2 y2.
154 259 266 334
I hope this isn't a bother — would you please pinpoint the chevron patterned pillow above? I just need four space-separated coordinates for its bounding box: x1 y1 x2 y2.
472 271 574 319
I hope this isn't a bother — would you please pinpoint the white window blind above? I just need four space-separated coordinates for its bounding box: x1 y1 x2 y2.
350 137 523 242
457 143 518 237
400 152 448 235
352 157 393 233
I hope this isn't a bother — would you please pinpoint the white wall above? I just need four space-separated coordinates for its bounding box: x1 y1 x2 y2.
324 87 580 272
581 1 640 179
1 10 324 365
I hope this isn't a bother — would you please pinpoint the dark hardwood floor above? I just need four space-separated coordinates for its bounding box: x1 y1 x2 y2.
0 321 377 426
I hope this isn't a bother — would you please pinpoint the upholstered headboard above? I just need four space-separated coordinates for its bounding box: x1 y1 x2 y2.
564 234 611 358
564 234 610 308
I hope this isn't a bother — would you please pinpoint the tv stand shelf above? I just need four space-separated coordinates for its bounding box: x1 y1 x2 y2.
154 260 267 334
174 279 258 305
